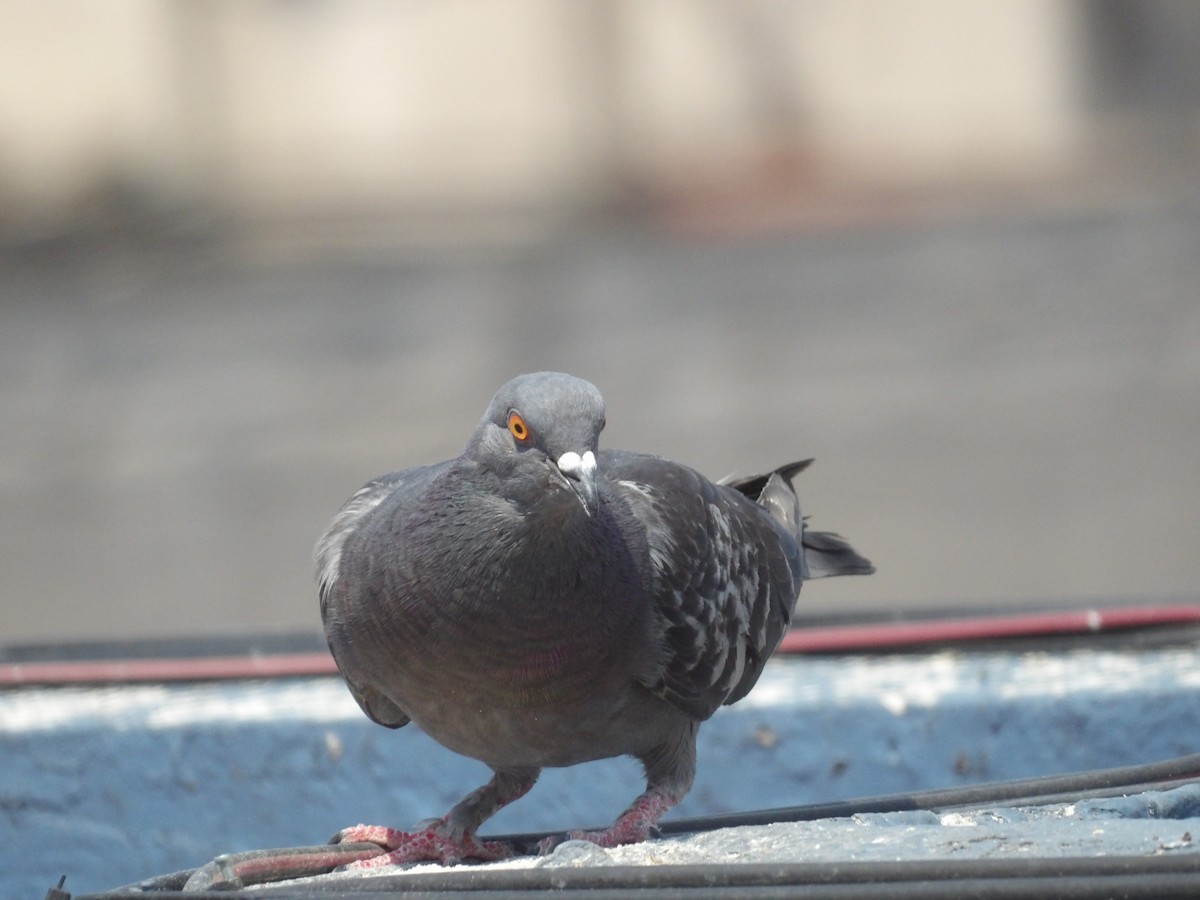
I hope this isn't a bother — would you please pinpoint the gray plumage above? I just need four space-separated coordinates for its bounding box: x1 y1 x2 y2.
317 372 873 866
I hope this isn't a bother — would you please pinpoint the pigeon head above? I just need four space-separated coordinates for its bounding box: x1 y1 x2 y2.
469 372 606 515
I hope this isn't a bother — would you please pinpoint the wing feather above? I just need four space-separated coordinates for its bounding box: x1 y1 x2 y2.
605 452 803 721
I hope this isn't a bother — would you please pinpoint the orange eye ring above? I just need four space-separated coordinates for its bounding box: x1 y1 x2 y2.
507 411 531 442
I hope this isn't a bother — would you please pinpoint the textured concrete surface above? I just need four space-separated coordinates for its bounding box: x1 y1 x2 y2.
4 647 1200 895
319 785 1200 879
2 198 1199 645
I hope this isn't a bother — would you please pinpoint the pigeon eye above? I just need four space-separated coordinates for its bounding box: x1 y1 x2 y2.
507 412 531 442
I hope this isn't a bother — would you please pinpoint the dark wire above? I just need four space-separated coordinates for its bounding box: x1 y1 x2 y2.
251 855 1200 899
85 753 1200 897
87 856 1200 899
492 751 1200 847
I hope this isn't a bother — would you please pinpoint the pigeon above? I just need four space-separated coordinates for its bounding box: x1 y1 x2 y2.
316 372 873 868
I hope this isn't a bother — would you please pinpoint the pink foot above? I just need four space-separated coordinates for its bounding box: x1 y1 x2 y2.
333 822 516 868
538 789 678 854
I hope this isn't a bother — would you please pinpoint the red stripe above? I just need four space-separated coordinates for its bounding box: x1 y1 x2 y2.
0 652 339 686
778 605 1200 653
3 605 1198 686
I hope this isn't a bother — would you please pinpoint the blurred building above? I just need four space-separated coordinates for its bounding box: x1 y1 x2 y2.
1 1 1196 246
1 1 1198 644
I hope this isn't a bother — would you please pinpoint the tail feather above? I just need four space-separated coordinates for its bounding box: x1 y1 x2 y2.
802 529 876 578
721 459 813 499
724 458 874 580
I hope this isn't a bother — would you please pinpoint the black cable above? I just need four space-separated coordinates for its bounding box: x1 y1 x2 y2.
81 855 1200 898
490 751 1200 848
83 753 1200 897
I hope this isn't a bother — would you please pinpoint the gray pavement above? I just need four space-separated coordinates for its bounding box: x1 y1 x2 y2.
1 199 1198 644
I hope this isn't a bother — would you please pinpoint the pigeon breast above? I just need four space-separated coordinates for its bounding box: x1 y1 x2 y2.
320 448 677 768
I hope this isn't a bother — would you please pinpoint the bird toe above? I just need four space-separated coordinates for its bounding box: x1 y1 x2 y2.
330 822 516 868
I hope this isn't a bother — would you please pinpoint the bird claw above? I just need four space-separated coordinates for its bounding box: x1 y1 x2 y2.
537 791 673 854
331 822 516 869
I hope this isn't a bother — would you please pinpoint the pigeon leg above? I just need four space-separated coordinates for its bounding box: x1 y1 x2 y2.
333 767 539 868
538 785 681 852
539 724 697 853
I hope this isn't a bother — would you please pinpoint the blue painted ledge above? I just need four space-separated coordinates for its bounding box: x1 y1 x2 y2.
3 647 1200 895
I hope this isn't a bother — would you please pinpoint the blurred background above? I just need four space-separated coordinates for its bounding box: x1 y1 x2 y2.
1 0 1197 646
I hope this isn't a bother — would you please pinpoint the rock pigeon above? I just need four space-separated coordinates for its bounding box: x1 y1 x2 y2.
316 372 873 867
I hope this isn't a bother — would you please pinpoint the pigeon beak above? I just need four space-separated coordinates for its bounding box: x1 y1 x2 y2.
557 450 598 516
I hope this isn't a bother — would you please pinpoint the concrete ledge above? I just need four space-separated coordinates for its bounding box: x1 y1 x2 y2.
4 647 1200 895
